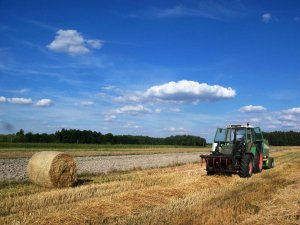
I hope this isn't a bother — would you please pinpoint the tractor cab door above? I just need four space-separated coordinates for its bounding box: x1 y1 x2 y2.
214 128 227 142
212 128 227 152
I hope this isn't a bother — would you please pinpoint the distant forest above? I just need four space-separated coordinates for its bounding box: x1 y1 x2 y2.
0 129 299 146
0 129 207 147
263 131 300 146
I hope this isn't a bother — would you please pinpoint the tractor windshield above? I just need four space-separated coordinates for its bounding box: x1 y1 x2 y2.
227 128 246 143
214 127 246 143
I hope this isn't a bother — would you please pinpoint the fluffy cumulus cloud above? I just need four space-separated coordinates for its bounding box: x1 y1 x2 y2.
238 106 300 131
284 107 300 114
104 104 156 122
262 13 271 23
47 29 102 56
239 105 267 113
115 105 152 115
0 96 53 107
36 99 53 107
114 80 236 104
0 96 6 102
8 97 33 104
144 80 236 103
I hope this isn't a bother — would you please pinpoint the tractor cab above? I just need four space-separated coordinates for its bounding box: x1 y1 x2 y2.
211 124 266 155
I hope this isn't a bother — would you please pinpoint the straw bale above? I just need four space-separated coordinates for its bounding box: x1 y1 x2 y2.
27 151 77 188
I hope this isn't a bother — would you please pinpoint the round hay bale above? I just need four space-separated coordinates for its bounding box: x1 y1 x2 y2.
27 151 77 188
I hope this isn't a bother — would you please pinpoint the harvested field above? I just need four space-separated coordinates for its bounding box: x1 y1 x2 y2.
0 148 299 225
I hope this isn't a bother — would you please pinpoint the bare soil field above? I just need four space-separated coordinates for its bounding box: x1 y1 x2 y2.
0 152 204 182
0 147 299 225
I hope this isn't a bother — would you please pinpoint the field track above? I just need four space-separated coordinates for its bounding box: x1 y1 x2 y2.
0 152 204 182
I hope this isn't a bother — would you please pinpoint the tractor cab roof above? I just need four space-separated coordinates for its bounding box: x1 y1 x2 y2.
226 124 254 128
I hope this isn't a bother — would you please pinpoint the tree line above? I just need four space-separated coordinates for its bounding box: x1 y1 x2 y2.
0 129 207 146
1 129 299 146
263 131 300 146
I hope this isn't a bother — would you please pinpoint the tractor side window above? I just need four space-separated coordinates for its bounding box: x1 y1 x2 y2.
214 128 226 142
254 127 263 141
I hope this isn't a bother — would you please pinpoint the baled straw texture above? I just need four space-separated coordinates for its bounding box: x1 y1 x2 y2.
27 151 77 188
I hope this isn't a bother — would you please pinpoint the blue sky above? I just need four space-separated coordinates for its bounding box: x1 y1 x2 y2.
0 0 300 141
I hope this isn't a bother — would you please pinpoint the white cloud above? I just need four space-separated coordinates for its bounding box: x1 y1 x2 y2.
0 96 6 102
7 97 33 104
77 101 94 106
237 106 300 131
36 99 53 107
102 85 116 91
262 13 271 23
47 29 102 56
164 127 188 135
239 105 267 113
86 39 102 48
248 118 262 123
279 114 296 121
148 3 240 21
101 85 123 94
114 80 236 105
115 105 152 115
123 122 141 129
144 80 236 103
284 107 300 114
104 115 116 122
19 88 30 94
0 96 54 106
114 94 143 103
155 108 161 113
170 108 181 112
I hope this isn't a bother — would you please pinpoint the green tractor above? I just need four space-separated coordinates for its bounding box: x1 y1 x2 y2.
200 124 274 177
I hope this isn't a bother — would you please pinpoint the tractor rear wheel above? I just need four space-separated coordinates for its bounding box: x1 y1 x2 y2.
253 152 263 173
239 154 253 178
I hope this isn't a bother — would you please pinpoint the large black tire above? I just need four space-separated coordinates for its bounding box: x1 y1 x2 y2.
207 170 216 176
239 154 254 178
253 152 263 173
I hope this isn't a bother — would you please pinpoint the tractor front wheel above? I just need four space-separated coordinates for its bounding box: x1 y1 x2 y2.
239 154 254 178
253 152 263 173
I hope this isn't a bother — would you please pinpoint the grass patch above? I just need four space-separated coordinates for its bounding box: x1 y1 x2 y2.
0 142 207 149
